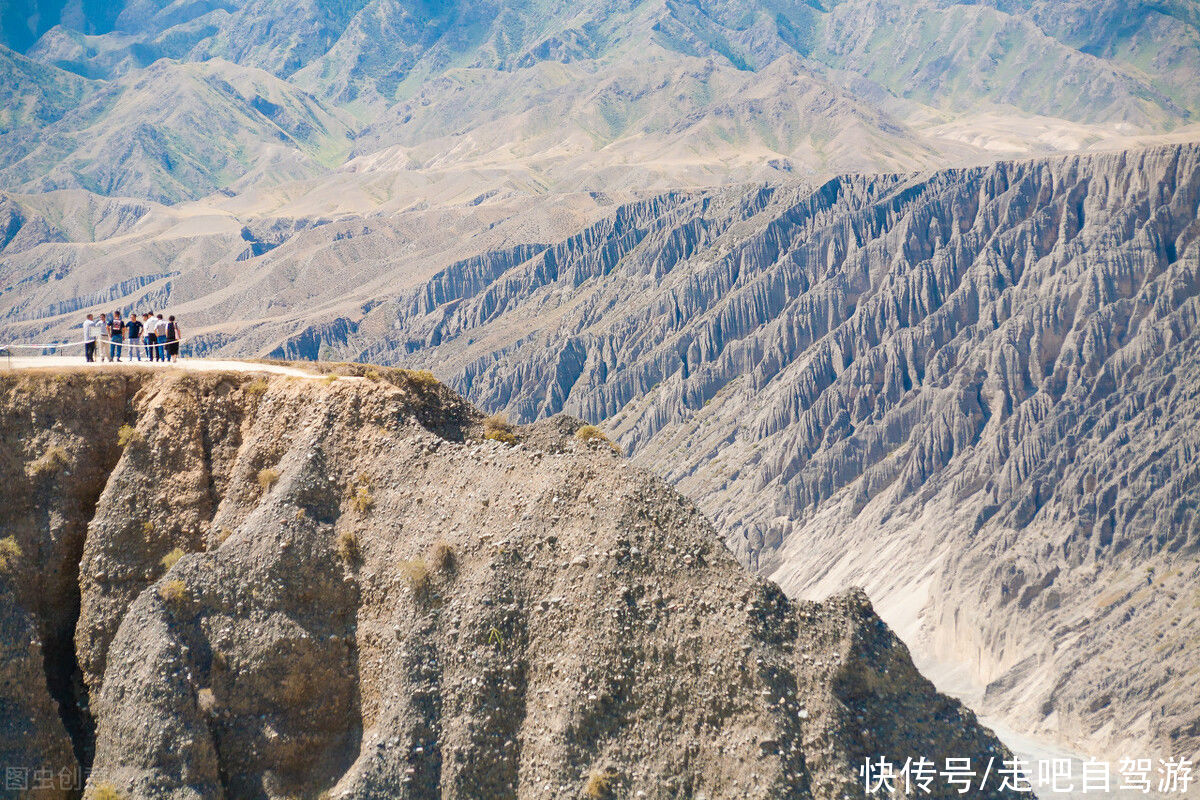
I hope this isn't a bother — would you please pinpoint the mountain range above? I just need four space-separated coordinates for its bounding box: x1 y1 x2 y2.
3 0 1200 775
1 0 1198 204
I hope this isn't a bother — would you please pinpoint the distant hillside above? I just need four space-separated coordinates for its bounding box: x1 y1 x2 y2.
0 0 1197 203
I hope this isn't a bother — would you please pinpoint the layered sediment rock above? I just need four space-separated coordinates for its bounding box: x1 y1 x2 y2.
368 143 1200 759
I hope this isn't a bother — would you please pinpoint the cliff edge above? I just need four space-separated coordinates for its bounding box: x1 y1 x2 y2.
1 366 1016 799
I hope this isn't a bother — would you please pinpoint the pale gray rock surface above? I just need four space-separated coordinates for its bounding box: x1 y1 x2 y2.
342 142 1200 760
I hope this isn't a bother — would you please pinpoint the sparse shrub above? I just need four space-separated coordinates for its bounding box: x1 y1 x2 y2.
117 423 141 448
197 687 217 715
142 521 156 536
0 536 22 573
583 769 616 799
257 468 280 493
30 444 69 476
365 369 382 381
337 529 359 562
352 485 374 513
485 428 517 445
160 547 185 571
483 413 517 445
484 413 511 433
159 579 189 607
244 378 268 396
429 540 455 573
575 424 607 443
322 375 338 385
90 782 124 800
398 559 431 600
575 425 621 454
295 507 307 521
407 369 439 389
217 527 234 545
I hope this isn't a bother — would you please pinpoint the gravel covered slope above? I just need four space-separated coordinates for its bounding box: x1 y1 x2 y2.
0 367 1017 799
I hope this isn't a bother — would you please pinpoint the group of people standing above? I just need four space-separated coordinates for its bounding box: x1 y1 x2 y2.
83 311 182 363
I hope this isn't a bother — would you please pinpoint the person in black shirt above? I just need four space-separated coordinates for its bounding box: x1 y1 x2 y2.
126 314 143 361
166 315 181 361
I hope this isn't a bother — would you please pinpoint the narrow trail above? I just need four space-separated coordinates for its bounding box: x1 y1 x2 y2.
0 355 335 379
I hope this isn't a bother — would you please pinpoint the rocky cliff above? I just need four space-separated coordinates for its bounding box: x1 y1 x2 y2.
0 367 1016 800
340 142 1200 761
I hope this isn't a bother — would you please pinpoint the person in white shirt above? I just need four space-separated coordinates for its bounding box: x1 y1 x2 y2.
142 312 157 361
83 313 98 362
96 312 110 362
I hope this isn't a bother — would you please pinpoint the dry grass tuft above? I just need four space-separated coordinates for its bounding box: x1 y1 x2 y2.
244 378 269 396
352 485 374 513
398 559 431 600
117 423 141 448
257 468 280 493
29 444 69 476
160 547 185 571
90 782 124 800
0 536 22 573
575 425 621 454
484 413 511 433
217 527 235 545
142 520 155 536
429 540 455 573
159 579 189 607
583 770 616 799
337 529 359 563
350 472 375 513
483 413 517 445
197 687 217 716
